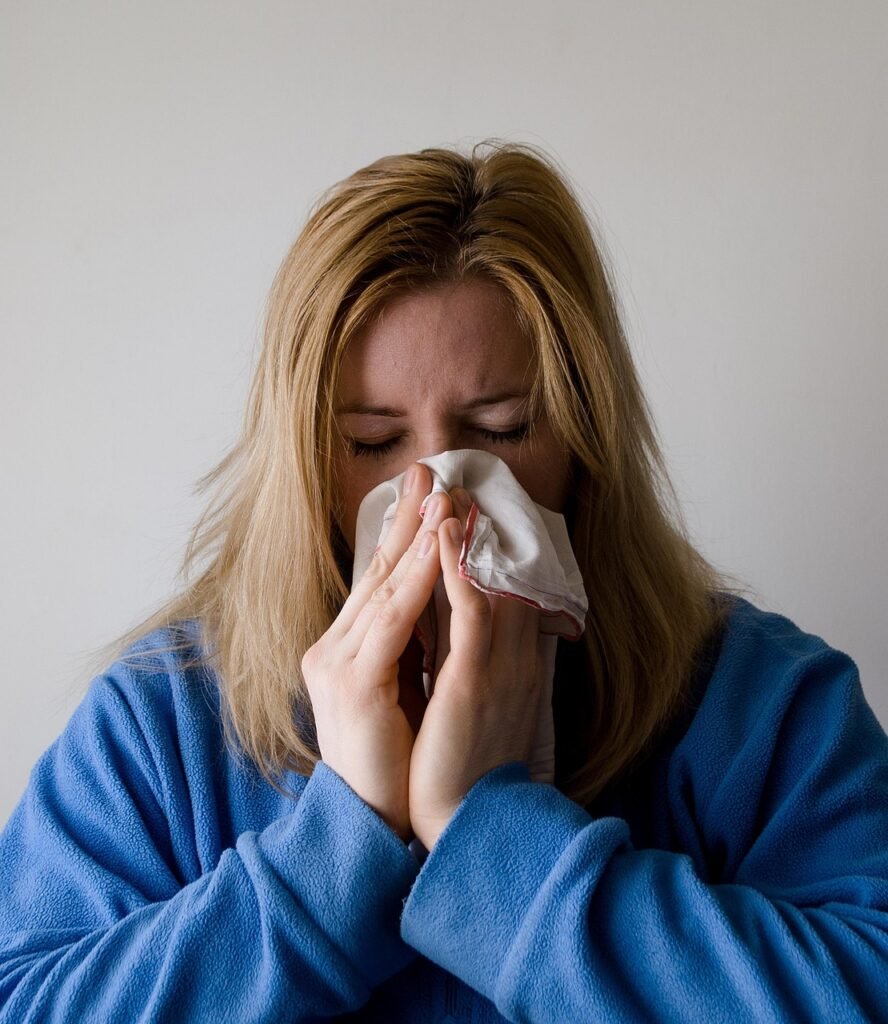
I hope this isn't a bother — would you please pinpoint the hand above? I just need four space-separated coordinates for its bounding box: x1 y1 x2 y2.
408 488 550 850
301 462 448 843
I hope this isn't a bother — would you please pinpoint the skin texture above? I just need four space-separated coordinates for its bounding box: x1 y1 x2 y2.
331 276 572 555
327 277 574 847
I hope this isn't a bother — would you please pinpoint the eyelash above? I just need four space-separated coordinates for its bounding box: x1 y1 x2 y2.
347 422 533 460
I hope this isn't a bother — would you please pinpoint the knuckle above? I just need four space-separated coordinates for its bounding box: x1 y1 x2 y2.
465 598 492 625
300 650 320 695
301 643 320 674
369 576 397 608
373 597 402 630
367 548 396 581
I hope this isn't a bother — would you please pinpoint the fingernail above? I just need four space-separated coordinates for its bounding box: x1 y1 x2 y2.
420 492 442 519
452 487 471 512
404 465 419 495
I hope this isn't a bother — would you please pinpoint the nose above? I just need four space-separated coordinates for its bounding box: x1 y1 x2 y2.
414 429 464 461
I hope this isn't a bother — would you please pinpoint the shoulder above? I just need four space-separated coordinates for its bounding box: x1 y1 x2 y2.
86 617 217 718
714 592 847 671
675 593 881 822
67 619 223 791
698 593 861 728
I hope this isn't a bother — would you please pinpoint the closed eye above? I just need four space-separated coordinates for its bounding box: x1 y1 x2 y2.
346 422 533 459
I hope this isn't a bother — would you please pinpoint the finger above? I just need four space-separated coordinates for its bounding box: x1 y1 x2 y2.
450 486 537 654
348 490 453 656
449 486 475 533
490 592 541 655
438 515 492 676
352 524 443 677
334 461 431 635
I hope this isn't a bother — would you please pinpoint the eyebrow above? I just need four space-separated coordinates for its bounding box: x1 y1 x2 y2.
335 389 531 417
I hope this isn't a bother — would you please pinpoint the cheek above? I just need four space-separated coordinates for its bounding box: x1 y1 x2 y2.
509 444 571 512
333 460 397 552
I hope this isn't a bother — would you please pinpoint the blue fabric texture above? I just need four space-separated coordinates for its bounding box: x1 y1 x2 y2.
1 594 887 1022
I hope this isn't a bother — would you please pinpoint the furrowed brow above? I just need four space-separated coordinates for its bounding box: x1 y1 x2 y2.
335 389 530 416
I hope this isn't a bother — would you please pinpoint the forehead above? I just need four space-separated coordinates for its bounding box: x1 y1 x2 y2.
336 278 535 400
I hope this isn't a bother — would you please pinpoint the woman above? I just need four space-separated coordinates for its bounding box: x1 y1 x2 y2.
1 141 886 1022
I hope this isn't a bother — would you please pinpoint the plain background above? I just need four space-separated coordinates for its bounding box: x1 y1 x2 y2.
1 1 885 827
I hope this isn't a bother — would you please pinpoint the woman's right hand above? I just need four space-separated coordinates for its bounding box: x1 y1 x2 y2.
301 462 452 843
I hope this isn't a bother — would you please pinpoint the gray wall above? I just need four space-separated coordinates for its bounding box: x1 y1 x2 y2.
2 0 886 825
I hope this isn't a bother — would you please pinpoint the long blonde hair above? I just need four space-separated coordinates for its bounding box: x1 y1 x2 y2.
79 139 752 808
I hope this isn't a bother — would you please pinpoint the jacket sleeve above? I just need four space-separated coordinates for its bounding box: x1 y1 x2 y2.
400 645 888 1023
0 675 421 1023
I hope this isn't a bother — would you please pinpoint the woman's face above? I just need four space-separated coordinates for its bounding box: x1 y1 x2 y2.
332 277 573 555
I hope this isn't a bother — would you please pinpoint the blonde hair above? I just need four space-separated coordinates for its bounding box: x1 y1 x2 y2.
79 139 752 808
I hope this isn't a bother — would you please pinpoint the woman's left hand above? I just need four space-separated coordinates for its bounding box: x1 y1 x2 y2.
408 488 549 851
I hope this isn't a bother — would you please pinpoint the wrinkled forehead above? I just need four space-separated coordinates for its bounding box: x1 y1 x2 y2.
335 280 537 406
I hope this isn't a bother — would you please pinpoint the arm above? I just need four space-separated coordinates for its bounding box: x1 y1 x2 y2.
0 675 421 1022
400 645 888 1023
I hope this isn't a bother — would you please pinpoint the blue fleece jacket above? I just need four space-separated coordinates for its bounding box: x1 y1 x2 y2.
1 594 887 1022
